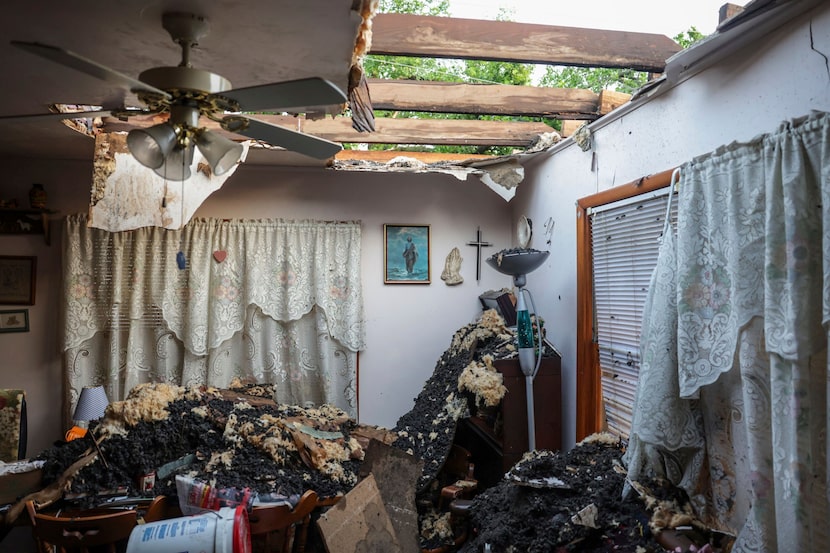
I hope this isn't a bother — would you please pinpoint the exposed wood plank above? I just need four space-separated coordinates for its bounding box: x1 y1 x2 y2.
335 150 494 163
575 202 600 442
282 116 553 146
101 115 555 147
597 90 631 115
560 120 583 138
367 78 599 118
370 14 681 73
720 3 745 23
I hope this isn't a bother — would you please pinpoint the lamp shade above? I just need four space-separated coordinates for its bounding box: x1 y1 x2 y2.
73 386 109 422
127 123 178 169
154 143 194 181
196 130 243 176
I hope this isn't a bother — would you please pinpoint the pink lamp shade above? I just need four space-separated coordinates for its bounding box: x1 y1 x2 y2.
73 386 109 422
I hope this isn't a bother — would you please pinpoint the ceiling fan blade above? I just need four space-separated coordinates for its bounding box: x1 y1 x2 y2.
0 109 112 123
11 41 171 99
221 77 347 112
232 116 342 160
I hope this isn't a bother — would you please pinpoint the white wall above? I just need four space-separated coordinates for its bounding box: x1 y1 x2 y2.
0 161 512 455
514 2 830 450
197 167 513 429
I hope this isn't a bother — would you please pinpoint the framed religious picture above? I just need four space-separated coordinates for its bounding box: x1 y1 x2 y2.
0 256 36 305
384 224 430 284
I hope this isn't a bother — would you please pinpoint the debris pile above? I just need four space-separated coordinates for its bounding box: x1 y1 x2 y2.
36 382 372 506
459 434 656 552
458 434 722 553
29 309 522 516
19 309 723 553
391 308 539 492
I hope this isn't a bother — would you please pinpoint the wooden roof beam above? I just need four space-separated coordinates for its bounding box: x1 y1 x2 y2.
367 78 601 119
335 150 495 164
369 14 681 73
101 115 555 147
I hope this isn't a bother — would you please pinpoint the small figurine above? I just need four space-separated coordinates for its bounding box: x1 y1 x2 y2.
29 183 47 209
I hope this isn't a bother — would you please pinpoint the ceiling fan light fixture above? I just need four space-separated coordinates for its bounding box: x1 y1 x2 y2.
153 142 194 181
196 130 243 176
127 123 178 169
10 12 350 172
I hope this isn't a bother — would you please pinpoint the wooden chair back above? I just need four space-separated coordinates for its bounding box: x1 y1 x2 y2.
142 495 182 523
248 490 318 553
438 444 478 511
26 500 138 553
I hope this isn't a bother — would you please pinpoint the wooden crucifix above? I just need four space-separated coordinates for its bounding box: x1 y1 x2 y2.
467 226 492 283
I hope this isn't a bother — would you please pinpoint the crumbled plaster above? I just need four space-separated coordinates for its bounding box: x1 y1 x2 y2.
88 132 249 232
332 131 561 201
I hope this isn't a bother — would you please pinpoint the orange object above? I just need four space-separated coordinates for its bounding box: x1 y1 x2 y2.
65 425 87 441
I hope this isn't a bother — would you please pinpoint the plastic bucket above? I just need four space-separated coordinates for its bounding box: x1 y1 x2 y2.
126 505 251 553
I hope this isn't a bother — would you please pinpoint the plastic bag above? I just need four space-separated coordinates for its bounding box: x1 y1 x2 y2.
175 474 253 515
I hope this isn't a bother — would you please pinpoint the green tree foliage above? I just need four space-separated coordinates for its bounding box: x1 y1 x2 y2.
538 66 648 95
379 0 448 15
674 26 705 48
538 26 707 94
357 1 539 155
464 58 533 86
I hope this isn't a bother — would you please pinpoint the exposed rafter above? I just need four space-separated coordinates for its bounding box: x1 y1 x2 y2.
369 14 681 73
101 114 555 147
366 79 632 124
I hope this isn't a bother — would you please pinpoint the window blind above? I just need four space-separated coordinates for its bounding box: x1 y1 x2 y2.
589 188 676 438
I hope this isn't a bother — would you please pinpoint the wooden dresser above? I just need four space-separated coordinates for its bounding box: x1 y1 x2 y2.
454 352 562 489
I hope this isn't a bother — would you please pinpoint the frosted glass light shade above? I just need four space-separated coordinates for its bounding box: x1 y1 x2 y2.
127 123 178 169
154 143 194 181
73 386 109 421
197 130 243 176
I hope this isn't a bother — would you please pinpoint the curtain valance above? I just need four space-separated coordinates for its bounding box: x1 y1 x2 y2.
676 112 830 398
62 215 365 355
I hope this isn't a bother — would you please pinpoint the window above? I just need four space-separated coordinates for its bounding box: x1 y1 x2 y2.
575 169 677 440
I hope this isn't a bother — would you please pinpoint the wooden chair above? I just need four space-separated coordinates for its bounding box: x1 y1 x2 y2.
248 490 318 553
25 500 138 553
434 445 478 551
438 444 477 511
142 495 182 523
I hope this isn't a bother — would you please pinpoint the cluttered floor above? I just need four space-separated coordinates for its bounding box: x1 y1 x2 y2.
2 309 724 552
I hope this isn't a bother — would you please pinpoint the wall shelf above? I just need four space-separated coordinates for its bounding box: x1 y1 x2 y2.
0 208 58 245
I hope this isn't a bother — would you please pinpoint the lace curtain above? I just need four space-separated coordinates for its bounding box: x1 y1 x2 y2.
61 215 364 421
624 111 830 551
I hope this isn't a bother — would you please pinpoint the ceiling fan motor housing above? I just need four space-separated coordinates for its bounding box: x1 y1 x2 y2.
138 67 232 96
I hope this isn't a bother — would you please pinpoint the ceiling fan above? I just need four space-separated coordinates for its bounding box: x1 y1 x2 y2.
4 12 348 180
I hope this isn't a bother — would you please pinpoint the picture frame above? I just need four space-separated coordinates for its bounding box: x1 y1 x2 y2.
384 224 431 284
0 309 29 333
0 256 36 305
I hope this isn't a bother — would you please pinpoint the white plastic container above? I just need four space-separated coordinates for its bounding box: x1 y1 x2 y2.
126 505 251 553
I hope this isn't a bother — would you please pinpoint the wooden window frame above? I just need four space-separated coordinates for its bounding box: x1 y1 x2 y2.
575 168 676 441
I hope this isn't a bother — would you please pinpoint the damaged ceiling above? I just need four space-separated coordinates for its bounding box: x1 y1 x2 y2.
0 0 686 188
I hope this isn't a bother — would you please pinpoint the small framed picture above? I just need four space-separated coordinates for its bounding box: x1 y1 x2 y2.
0 309 29 333
0 256 36 305
384 224 430 284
